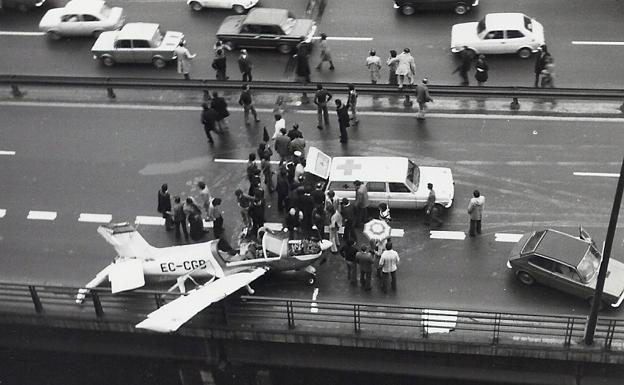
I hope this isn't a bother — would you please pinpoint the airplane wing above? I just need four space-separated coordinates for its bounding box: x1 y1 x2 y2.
109 259 145 293
135 268 267 333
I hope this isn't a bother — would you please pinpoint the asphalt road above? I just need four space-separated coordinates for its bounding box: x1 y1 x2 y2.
1 0 623 87
1 98 623 317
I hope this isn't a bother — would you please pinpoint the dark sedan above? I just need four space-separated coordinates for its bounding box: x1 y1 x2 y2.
507 228 624 308
216 8 316 54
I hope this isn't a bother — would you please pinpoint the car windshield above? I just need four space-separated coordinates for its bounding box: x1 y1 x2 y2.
523 16 533 32
281 17 296 34
407 160 419 189
477 18 486 34
151 27 164 46
576 245 601 283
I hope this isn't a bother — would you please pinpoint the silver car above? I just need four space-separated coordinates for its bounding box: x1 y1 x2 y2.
39 0 125 40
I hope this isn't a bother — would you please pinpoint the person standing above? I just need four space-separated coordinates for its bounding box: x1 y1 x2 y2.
378 202 391 224
184 197 204 241
157 183 173 231
289 135 306 157
424 183 442 227
197 181 212 217
284 207 303 239
276 168 290 212
379 242 400 292
314 83 333 129
246 153 260 191
540 56 555 88
238 49 253 82
316 33 335 70
354 180 369 227
260 154 275 193
207 198 224 238
271 114 286 140
340 197 357 243
347 84 359 124
474 54 489 86
294 50 311 84
287 123 302 140
467 189 485 236
386 50 399 85
274 128 290 161
534 45 551 88
210 91 229 132
335 99 350 143
365 50 382 84
356 245 374 291
415 78 433 120
239 84 260 125
453 46 473 86
212 49 228 80
201 103 218 144
235 189 253 229
174 41 196 80
327 205 342 253
395 48 416 89
172 196 188 241
340 238 358 285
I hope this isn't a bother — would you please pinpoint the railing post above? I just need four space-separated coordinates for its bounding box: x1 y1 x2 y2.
91 291 104 319
492 313 501 344
11 84 24 98
286 300 295 329
564 317 575 347
353 304 361 333
106 78 116 99
604 319 616 350
28 285 44 314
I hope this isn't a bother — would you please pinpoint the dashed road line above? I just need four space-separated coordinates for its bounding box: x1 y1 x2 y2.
495 233 524 243
310 287 319 313
572 41 624 46
0 31 45 36
135 215 165 226
430 230 465 240
573 172 619 178
78 213 113 223
0 150 16 156
27 210 57 221
0 209 6 218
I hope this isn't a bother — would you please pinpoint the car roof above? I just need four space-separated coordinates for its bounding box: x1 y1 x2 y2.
534 229 590 266
329 157 409 183
485 13 528 30
65 0 105 12
119 23 159 40
244 8 290 26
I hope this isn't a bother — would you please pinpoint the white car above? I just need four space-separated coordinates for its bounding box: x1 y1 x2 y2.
39 0 125 40
187 0 258 13
451 13 545 58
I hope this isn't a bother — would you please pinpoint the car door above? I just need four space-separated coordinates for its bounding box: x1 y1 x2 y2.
388 182 417 209
504 29 527 53
58 14 81 35
238 24 261 48
112 39 134 62
526 255 555 285
132 39 153 63
81 13 103 35
551 261 588 299
480 30 505 53
365 182 388 208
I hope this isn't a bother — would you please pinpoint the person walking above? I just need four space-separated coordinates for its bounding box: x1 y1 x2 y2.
424 183 442 227
540 56 555 88
335 99 350 143
340 197 357 243
314 83 333 129
534 45 551 87
271 114 286 140
340 238 358 285
474 54 489 86
415 78 433 120
274 128 290 161
207 197 224 238
386 50 399 85
395 48 416 89
212 49 228 80
365 50 382 84
238 49 253 82
294 49 311 84
234 189 253 230
210 91 229 132
171 196 189 241
316 33 335 70
467 189 485 236
356 245 374 291
157 183 173 231
347 83 359 124
379 242 400 292
453 46 473 86
239 84 260 125
201 103 218 144
174 41 196 80
354 180 369 227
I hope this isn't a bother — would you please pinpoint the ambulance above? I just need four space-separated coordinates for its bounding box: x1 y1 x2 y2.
304 147 454 210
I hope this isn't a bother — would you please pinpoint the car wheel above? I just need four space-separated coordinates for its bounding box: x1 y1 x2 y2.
152 57 166 69
517 271 535 285
232 4 245 14
47 31 62 41
189 1 203 12
454 4 468 15
101 56 115 67
306 275 316 286
517 47 532 59
277 44 293 54
400 5 415 15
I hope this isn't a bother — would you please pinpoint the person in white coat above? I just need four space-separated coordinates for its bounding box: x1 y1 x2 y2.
467 189 485 236
395 48 416 89
174 41 196 80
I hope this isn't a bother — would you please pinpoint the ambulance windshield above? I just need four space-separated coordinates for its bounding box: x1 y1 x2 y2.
407 160 419 188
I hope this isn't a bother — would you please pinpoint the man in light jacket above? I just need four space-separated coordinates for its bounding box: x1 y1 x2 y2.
467 189 485 236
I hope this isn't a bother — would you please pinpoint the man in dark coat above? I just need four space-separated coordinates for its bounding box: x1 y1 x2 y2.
287 123 302 141
157 183 173 231
340 239 358 285
210 91 229 132
274 128 291 160
171 196 188 241
453 46 473 86
340 197 357 243
534 45 551 87
238 49 253 82
239 84 259 125
212 49 228 80
294 51 311 84
201 103 218 144
335 99 350 143
276 168 290 212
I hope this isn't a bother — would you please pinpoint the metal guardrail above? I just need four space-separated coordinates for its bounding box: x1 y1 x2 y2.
2 75 624 107
1 281 623 352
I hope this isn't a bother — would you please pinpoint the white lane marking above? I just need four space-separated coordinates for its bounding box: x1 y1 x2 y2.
78 213 112 223
310 287 319 313
495 233 524 243
3 101 624 123
312 36 373 42
0 209 6 218
573 172 620 178
422 309 458 334
0 31 45 36
572 41 624 46
214 158 281 165
27 210 57 220
0 150 16 155
135 215 165 226
430 230 465 240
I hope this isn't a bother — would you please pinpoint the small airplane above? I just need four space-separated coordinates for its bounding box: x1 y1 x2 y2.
76 222 332 333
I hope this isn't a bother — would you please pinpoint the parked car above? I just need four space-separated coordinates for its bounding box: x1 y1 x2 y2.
451 13 545 58
39 0 125 40
216 8 316 54
91 23 184 68
187 0 258 13
1 0 45 12
507 228 624 308
394 0 479 16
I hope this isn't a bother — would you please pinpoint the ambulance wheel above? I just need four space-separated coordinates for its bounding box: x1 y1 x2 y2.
101 56 115 67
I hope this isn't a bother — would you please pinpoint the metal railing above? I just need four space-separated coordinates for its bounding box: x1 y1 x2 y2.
1 281 623 353
2 75 624 107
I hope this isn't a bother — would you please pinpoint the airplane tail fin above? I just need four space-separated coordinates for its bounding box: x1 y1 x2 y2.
97 222 155 260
